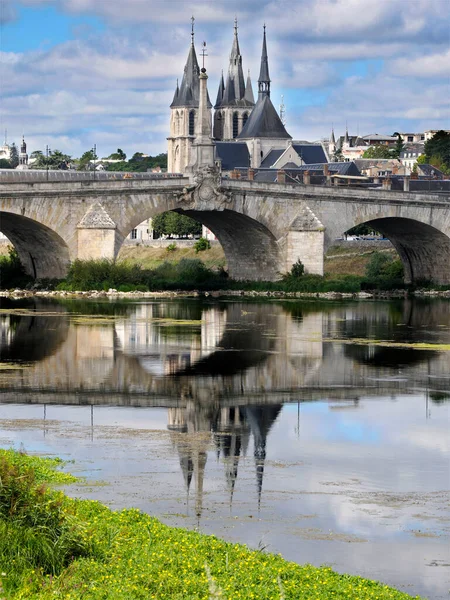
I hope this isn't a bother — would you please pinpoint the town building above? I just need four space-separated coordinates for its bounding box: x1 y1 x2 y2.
0 131 11 163
399 144 425 171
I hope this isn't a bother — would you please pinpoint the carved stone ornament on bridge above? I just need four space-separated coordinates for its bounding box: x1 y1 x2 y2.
77 202 116 229
175 165 232 210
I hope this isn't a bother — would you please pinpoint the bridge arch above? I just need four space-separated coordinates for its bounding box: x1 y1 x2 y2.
119 207 282 281
0 211 70 279
352 217 450 284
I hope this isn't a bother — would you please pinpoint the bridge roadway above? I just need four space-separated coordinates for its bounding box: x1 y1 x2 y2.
0 300 448 408
0 174 449 283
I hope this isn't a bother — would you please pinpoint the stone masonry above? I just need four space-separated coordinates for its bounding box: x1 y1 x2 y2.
0 176 450 283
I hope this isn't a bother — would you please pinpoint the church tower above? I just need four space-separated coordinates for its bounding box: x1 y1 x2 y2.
237 26 291 167
168 19 212 174
213 19 255 141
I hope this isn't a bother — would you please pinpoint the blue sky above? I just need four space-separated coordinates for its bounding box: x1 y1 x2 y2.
1 0 449 158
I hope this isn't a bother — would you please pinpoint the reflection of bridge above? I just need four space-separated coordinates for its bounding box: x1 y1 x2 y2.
0 300 448 408
1 177 449 283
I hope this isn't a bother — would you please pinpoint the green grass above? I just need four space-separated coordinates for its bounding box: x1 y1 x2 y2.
0 449 421 599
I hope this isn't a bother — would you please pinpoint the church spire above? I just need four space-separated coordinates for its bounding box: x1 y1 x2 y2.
170 18 200 108
258 24 271 99
344 124 349 145
244 70 254 104
215 71 225 109
220 18 247 106
330 126 336 144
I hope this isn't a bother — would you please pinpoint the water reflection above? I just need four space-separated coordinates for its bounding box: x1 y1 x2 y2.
0 297 448 401
0 297 449 600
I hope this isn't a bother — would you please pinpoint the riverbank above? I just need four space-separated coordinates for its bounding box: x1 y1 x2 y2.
1 288 450 300
0 449 422 600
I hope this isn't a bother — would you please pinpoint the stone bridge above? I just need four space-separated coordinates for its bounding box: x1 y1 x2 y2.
0 174 450 283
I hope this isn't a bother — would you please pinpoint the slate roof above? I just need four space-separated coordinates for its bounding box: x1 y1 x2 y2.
237 95 291 140
253 170 278 182
259 149 285 168
171 41 212 109
362 134 397 142
292 144 327 164
416 164 445 177
284 162 361 176
215 141 250 170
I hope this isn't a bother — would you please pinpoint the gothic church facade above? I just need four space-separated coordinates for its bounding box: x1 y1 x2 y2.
167 21 291 174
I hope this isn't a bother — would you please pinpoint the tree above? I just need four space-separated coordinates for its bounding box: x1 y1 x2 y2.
424 130 450 170
0 158 12 169
152 211 202 238
362 145 392 159
77 149 97 171
391 133 405 159
416 154 427 165
108 148 126 160
9 143 19 168
30 149 71 170
333 148 344 162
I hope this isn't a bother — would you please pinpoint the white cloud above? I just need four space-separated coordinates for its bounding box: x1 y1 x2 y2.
2 0 449 157
388 49 450 78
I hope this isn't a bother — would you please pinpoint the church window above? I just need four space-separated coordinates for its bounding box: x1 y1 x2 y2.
232 112 239 138
189 110 195 136
243 112 249 127
175 111 180 135
216 112 224 140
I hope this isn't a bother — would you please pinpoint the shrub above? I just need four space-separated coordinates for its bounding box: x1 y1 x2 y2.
0 246 32 289
289 259 305 278
194 237 211 253
166 242 177 252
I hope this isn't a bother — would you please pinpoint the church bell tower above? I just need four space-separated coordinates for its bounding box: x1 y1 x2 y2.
167 18 212 174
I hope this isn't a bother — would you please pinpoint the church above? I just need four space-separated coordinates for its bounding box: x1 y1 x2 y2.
167 20 327 174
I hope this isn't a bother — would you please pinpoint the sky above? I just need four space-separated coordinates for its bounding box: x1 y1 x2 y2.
1 0 449 159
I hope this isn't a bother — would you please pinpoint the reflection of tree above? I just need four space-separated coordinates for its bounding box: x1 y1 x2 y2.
0 300 69 363
430 391 450 404
344 345 435 368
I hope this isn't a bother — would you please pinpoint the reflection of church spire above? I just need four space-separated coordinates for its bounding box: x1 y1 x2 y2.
194 449 207 528
213 407 250 511
244 405 282 510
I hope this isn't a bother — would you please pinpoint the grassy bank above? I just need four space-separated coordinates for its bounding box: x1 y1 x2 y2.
1 244 448 293
0 449 421 599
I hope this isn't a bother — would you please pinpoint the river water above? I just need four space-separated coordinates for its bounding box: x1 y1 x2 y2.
0 296 449 599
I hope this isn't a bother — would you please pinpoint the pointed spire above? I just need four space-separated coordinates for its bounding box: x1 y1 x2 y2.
215 71 225 108
220 18 247 107
171 78 179 105
258 24 271 99
244 70 254 104
344 124 349 145
330 126 335 144
170 20 201 108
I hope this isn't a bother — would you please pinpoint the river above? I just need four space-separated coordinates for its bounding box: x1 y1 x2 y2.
0 296 449 599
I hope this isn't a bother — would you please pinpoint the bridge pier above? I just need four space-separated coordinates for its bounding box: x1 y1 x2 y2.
77 202 118 262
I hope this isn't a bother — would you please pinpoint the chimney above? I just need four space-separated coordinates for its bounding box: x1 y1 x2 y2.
277 170 286 184
403 176 410 192
382 176 392 190
248 168 255 181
